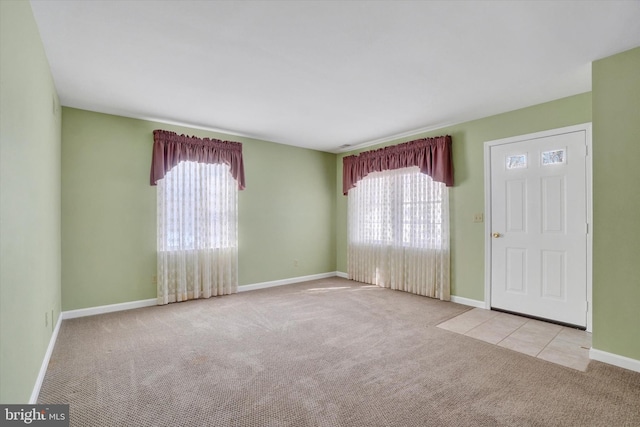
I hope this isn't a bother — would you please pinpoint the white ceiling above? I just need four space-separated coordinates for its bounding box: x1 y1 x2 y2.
30 1 640 153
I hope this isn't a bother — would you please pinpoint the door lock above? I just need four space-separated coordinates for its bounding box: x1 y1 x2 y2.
492 232 502 238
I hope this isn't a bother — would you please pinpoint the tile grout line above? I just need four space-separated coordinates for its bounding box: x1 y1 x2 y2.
495 317 529 346
462 310 501 336
534 325 565 357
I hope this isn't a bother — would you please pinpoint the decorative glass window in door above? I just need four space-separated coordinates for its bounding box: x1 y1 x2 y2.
542 149 566 165
506 154 527 169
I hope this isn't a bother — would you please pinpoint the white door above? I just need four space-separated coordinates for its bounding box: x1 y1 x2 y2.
488 127 589 327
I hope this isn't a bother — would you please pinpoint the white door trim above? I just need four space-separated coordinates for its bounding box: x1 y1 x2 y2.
483 123 593 332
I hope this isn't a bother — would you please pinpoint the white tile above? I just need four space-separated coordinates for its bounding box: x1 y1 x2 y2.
437 308 499 334
537 346 591 371
439 311 590 371
505 319 561 348
519 318 563 335
498 335 545 357
555 328 592 348
465 314 528 344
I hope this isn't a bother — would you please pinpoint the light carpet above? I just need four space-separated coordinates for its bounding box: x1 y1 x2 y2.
38 277 640 426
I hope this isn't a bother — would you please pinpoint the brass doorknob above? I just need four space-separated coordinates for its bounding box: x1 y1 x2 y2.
492 233 502 238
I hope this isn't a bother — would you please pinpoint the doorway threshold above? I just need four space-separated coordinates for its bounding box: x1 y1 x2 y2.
491 307 586 330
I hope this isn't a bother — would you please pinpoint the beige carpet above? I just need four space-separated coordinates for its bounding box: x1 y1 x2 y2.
39 278 640 426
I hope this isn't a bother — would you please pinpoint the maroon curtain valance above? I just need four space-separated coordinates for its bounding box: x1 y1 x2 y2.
150 130 245 189
343 135 453 195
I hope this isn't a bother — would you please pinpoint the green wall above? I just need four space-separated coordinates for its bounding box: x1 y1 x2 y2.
336 93 592 300
592 47 640 361
61 108 336 311
0 0 62 403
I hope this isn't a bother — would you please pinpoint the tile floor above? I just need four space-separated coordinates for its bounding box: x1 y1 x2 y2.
437 308 592 371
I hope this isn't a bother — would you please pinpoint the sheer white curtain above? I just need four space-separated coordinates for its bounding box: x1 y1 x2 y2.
157 161 238 304
348 166 450 300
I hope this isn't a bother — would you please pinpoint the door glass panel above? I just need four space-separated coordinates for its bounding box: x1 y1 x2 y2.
542 149 565 165
506 154 527 169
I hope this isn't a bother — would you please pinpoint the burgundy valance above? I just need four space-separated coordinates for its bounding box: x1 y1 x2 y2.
343 135 453 195
150 130 245 189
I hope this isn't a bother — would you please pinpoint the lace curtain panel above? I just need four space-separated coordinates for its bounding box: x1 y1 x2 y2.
157 161 238 305
348 167 450 300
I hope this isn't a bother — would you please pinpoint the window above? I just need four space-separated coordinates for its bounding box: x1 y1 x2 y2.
347 166 450 299
542 149 566 165
343 136 452 300
348 167 446 249
156 160 239 304
506 154 527 169
158 161 237 251
151 130 244 304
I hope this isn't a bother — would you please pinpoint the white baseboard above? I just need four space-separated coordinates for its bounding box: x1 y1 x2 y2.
61 272 346 318
239 271 340 292
589 348 640 373
30 313 63 404
61 298 157 320
450 295 486 308
336 271 348 279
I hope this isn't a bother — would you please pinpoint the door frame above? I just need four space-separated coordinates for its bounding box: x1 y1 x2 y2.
483 123 593 332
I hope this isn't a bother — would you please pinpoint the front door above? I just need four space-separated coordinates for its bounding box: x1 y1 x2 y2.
487 126 589 328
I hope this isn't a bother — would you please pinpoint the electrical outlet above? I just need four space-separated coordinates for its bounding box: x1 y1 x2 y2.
45 312 48 327
152 275 157 284
473 213 484 223
294 259 299 267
